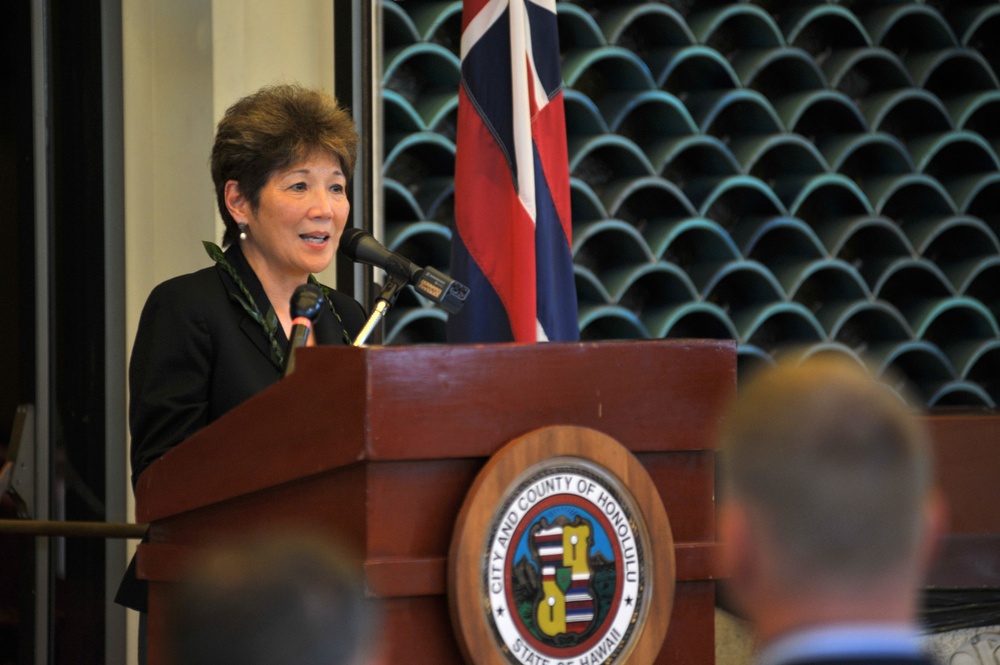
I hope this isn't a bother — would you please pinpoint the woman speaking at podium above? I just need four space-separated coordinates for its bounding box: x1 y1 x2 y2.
115 84 367 657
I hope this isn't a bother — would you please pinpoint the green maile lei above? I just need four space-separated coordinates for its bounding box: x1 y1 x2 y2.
203 241 352 370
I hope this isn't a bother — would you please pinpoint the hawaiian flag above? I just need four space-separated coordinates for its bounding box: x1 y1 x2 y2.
447 0 580 343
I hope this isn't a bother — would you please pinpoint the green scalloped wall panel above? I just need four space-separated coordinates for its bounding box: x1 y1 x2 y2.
378 0 1000 408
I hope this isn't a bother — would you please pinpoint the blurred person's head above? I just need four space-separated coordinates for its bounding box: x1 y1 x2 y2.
166 532 374 665
717 355 945 633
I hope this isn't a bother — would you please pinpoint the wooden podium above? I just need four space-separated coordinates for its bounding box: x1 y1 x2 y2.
135 340 736 665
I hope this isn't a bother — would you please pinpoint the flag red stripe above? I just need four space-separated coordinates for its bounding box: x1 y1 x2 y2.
531 92 572 241
454 85 537 340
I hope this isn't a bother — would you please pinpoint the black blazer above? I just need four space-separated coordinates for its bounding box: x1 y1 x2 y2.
117 243 365 611
128 242 365 486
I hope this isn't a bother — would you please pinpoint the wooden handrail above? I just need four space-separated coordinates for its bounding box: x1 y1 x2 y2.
0 519 148 539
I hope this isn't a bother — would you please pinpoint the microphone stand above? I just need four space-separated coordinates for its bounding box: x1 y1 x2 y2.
352 274 407 346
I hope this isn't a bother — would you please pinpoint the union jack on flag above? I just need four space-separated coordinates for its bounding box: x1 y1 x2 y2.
447 0 580 343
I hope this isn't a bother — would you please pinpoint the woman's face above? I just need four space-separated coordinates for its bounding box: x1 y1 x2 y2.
231 152 350 286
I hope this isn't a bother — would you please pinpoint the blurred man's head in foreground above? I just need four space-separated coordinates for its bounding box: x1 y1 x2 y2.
717 355 946 631
165 532 375 665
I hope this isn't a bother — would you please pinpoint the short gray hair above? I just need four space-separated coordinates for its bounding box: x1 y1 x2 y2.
719 356 932 587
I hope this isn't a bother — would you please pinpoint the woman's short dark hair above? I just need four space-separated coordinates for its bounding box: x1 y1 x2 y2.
211 84 358 246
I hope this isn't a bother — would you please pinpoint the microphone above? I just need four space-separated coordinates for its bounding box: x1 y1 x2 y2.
283 283 325 376
339 227 469 314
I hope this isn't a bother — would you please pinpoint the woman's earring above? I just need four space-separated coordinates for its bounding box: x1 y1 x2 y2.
238 222 248 241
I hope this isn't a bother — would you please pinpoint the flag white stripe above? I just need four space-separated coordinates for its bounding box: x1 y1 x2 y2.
460 0 508 59
509 0 537 221
523 8 550 114
536 319 549 341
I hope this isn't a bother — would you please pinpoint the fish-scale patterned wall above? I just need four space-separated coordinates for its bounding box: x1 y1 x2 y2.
378 0 1000 409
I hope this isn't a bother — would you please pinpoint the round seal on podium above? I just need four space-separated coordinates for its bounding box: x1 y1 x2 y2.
449 426 675 665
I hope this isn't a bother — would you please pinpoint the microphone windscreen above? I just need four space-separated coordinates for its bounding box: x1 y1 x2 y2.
338 227 369 262
290 283 325 320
